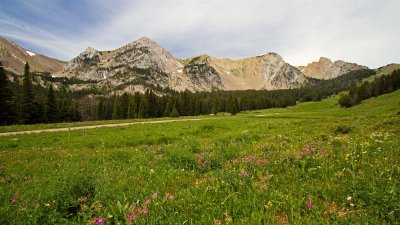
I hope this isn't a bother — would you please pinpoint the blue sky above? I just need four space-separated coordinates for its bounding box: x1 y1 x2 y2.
0 0 399 68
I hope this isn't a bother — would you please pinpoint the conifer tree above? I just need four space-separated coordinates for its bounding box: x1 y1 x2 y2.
164 100 172 117
21 62 35 124
170 107 180 117
127 96 135 119
97 97 105 120
0 61 15 125
119 92 130 119
138 94 149 118
45 85 59 123
112 96 121 120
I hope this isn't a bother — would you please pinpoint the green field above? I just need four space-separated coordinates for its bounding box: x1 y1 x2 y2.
1 91 399 224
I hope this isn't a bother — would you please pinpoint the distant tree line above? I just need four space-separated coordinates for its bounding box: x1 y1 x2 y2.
0 62 80 125
339 69 400 108
0 61 381 126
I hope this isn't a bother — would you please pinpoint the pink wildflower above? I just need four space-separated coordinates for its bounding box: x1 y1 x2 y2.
94 217 105 225
143 209 148 215
152 192 157 200
168 194 175 200
144 199 150 205
307 201 313 209
127 215 138 220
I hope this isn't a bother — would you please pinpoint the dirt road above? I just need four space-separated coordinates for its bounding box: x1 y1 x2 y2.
0 118 205 136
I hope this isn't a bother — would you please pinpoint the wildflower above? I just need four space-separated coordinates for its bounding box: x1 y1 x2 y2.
127 215 138 220
143 209 148 215
347 196 352 201
215 219 222 224
152 192 157 200
45 203 51 207
131 205 139 212
307 201 312 209
168 194 175 200
94 217 106 225
144 199 150 205
10 196 16 204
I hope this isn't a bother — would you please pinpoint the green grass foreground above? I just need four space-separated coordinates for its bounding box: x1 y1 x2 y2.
1 91 399 224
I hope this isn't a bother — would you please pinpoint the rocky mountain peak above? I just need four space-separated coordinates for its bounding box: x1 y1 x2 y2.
259 52 305 89
135 36 156 45
301 57 367 79
319 56 332 63
260 52 285 63
83 47 98 55
124 36 163 51
64 46 100 71
78 47 99 60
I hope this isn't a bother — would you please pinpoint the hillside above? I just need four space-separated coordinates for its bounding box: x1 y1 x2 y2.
1 90 399 224
0 37 64 74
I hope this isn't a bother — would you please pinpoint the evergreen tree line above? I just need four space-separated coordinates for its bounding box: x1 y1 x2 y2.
1 60 380 125
339 69 400 108
0 62 80 125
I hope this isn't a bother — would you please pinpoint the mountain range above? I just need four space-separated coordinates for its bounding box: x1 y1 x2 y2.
0 36 382 93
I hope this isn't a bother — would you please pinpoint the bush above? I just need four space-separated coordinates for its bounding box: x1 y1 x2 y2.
170 109 180 117
334 124 352 134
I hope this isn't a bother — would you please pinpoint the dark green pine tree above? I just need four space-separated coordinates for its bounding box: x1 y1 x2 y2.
338 93 353 108
127 96 135 119
132 92 141 118
97 97 105 120
112 96 121 120
230 96 239 115
164 99 172 117
170 107 180 118
0 61 16 125
147 90 158 118
138 94 149 118
45 85 59 123
21 62 35 124
119 92 130 119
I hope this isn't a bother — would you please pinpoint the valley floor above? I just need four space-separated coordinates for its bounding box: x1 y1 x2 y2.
0 91 399 224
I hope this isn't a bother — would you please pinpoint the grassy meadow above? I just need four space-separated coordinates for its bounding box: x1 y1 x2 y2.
1 91 399 224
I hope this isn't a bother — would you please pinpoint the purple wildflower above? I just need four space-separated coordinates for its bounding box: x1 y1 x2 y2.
152 192 157 200
131 205 139 212
94 217 105 225
307 201 313 209
127 215 138 220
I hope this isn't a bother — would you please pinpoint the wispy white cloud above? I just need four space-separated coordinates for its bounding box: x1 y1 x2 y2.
0 0 399 67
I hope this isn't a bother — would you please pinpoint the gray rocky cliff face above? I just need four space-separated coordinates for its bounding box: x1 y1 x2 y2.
260 53 306 89
183 55 224 91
